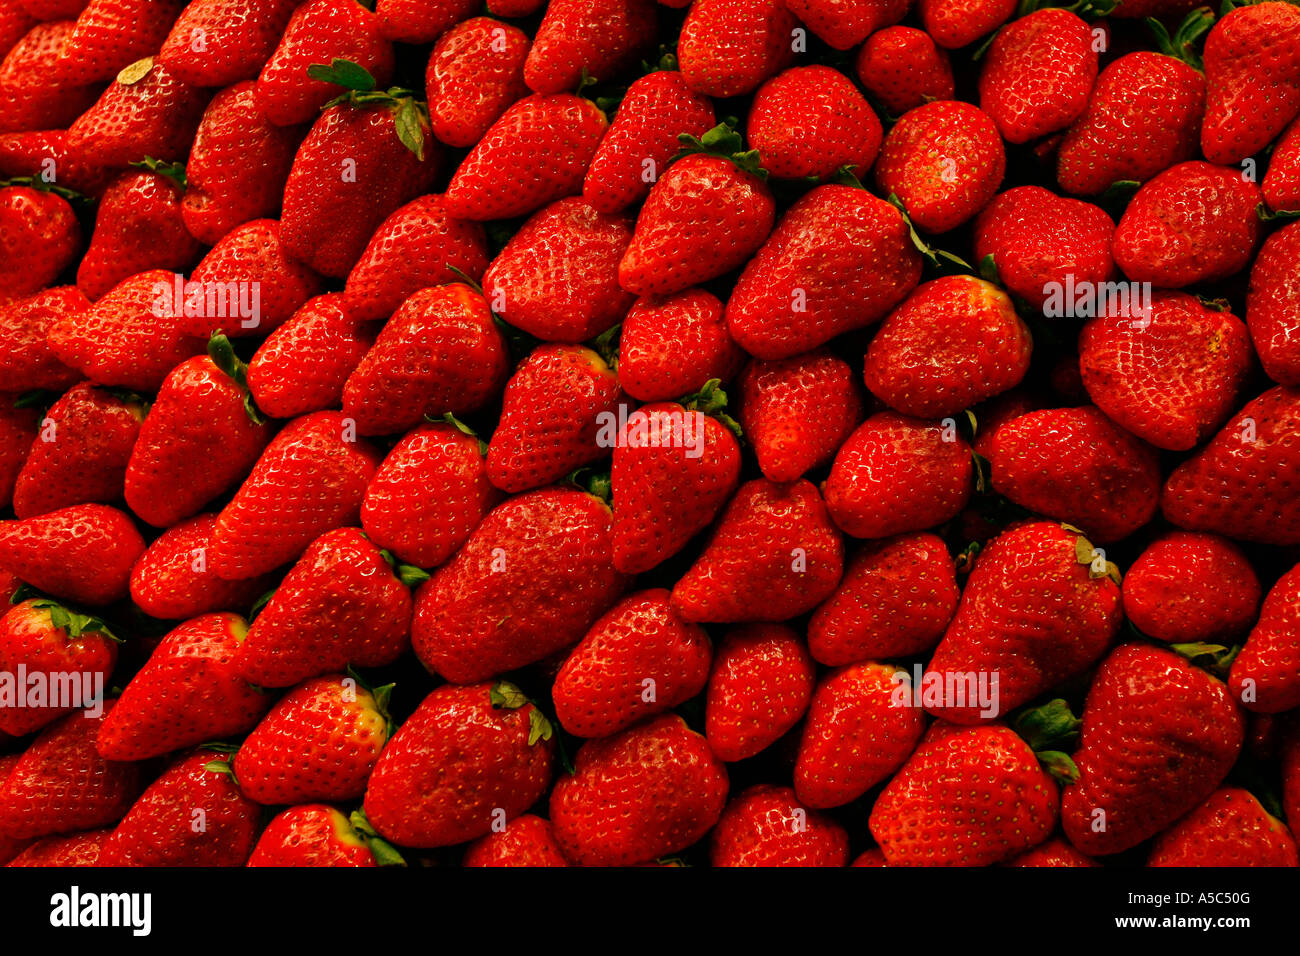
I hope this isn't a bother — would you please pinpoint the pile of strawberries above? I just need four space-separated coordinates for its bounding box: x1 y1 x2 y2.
0 0 1299 869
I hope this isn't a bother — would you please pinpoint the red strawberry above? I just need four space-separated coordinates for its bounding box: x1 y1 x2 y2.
988 407 1161 543
426 17 528 149
462 813 569 867
525 0 655 95
870 721 1060 866
341 284 509 436
0 1 32 58
710 784 849 867
1061 643 1244 856
0 287 85 392
247 805 398 867
487 0 544 14
97 613 269 761
157 0 299 88
1230 563 1300 714
362 420 502 569
786 0 908 50
1247 219 1300 386
617 290 744 403
855 26 955 116
445 93 607 221
7 828 110 867
209 410 382 580
671 478 844 622
1112 161 1262 287
918 0 1015 49
254 0 393 127
234 527 415 687
1079 292 1253 450
705 623 813 763
1162 386 1300 545
583 68 714 214
129 514 274 620
52 0 185 85
1264 115 1300 214
373 0 476 44
97 748 260 866
808 533 959 666
553 588 711 738
1148 787 1298 867
0 22 99 135
234 673 392 804
12 381 144 519
181 81 305 245
925 522 1122 723
677 0 796 98
484 197 635 342
1004 838 1096 867
0 504 144 606
823 413 973 540
411 485 629 683
550 713 727 866
0 184 80 297
487 345 623 494
363 681 555 848
0 401 36 510
619 127 774 299
247 294 376 419
748 65 882 182
1123 532 1261 643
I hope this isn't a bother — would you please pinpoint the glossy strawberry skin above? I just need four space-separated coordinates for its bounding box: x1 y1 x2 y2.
617 290 744 403
1148 788 1299 867
0 288 86 392
7 828 111 867
919 0 1016 49
1247 220 1300 386
0 185 81 297
1264 116 1300 213
1123 532 1261 644
374 0 477 44
462 813 569 867
0 402 36 511
157 0 299 88
1004 838 1097 868
0 21 100 135
1230 563 1300 714
705 623 814 763
0 504 145 606
52 0 186 86
710 784 849 867
524 0 655 95
855 26 955 116
247 805 378 867
425 17 528 149
677 0 796 98
129 514 274 620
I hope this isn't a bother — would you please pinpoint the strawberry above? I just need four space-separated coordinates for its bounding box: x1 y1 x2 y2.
1230 563 1300 714
181 81 305 245
851 848 888 866
1286 721 1300 829
209 410 382 580
0 22 99 135
677 0 796 98
123 342 271 528
484 197 635 342
1264 115 1300 213
7 828 110 867
487 345 623 494
795 662 927 808
98 748 260 866
362 420 502 569
553 588 711 738
979 8 1098 144
737 349 862 483
66 58 208 169
254 0 393 127
52 0 185 85
1112 161 1262 287
823 412 973 540
1162 386 1300 545
671 478 844 622
487 0 544 13
445 93 608 222
0 504 145 606
617 290 744 403
525 0 655 95
0 184 81 297
1003 838 1096 867
874 99 1006 234
0 701 141 839
97 613 269 761
870 721 1060 866
233 673 393 804
726 183 921 358
550 713 727 865
710 784 849 867
0 1 32 58
157 0 299 88
363 681 556 848
0 130 111 197
0 597 118 736
705 623 813 763
1123 532 1261 643
925 522 1122 723
0 401 35 510
1079 292 1253 451
1247 219 1300 386
11 381 144 519
864 276 1031 419
808 532 959 666
610 392 742 574
987 407 1160 543
128 514 274 620
233 527 415 687
412 486 628 682
1061 643 1244 856
341 284 509 436
786 0 908 50
855 26 955 116
919 0 1015 49
463 813 569 867
583 68 715 214
1201 1 1300 165
1148 787 1299 867
373 0 477 44
748 65 883 181
247 805 399 867
248 294 376 418
425 17 529 149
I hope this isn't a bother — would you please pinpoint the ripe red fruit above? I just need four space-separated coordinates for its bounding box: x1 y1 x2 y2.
1247 220 1300 386
373 0 476 44
705 623 814 763
0 286 84 392
426 17 528 149
247 805 392 867
786 0 908 50
0 185 81 297
1004 838 1097 868
7 829 111 867
617 290 743 403
524 0 654 95
710 785 849 867
855 26 955 116
462 814 569 867
1230 563 1300 714
1148 788 1299 867
53 0 186 85
128 514 273 620
0 504 145 606
748 65 882 181
1264 116 1300 214
1123 532 1261 643
157 0 299 88
677 0 796 98
919 0 1016 49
